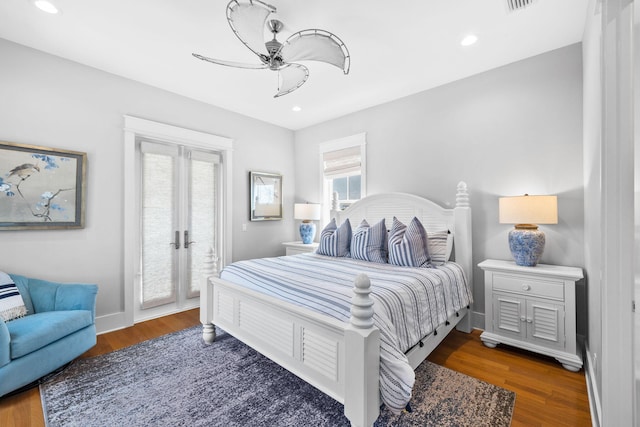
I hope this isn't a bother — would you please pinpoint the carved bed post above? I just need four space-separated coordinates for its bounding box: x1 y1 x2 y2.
454 181 473 333
344 274 380 427
201 247 219 344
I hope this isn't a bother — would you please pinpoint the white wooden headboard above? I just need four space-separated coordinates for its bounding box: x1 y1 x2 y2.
330 182 473 288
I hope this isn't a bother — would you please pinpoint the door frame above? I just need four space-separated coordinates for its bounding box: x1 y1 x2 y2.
123 116 233 327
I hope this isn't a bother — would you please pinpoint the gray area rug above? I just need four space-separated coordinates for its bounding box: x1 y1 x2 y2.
41 326 515 426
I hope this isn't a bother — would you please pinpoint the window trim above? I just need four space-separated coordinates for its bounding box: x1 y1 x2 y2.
318 133 366 222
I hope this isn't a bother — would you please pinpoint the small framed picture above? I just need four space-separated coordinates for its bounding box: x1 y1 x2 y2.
250 171 282 221
0 141 87 230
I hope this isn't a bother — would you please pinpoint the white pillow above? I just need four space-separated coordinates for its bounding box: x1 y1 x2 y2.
427 230 453 265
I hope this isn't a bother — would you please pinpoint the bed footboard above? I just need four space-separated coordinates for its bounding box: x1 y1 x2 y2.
201 249 380 427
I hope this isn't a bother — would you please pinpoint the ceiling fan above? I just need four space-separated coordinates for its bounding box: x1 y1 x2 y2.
193 0 350 98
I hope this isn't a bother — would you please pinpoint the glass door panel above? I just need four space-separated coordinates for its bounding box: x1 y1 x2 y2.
186 150 219 298
140 145 178 309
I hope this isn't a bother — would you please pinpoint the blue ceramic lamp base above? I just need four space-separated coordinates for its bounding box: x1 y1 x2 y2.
299 222 316 244
508 226 546 267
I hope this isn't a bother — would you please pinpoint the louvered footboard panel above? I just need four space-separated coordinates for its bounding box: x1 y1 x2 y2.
212 281 346 403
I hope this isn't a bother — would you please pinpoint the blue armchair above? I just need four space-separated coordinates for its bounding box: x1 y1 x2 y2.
0 274 98 397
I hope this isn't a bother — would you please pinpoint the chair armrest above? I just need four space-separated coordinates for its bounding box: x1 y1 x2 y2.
55 284 99 321
0 319 9 367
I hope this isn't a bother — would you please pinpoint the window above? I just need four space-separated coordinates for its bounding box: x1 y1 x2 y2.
319 133 366 217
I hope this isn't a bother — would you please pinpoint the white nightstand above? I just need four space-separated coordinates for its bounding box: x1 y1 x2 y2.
478 259 584 371
282 241 319 256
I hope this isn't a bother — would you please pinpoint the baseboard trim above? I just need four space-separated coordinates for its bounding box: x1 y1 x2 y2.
471 310 485 330
95 312 132 335
584 344 601 427
95 305 200 335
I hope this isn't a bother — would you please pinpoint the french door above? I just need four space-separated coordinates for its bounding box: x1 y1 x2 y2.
134 139 220 321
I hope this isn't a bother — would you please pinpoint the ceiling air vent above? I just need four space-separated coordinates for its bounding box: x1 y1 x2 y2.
506 0 537 12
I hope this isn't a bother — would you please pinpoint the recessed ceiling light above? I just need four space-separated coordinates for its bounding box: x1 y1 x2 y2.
33 0 60 14
460 34 478 47
292 106 302 112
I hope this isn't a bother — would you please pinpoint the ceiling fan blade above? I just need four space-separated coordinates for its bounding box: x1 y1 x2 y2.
280 29 350 74
192 53 269 69
227 0 276 59
275 63 309 98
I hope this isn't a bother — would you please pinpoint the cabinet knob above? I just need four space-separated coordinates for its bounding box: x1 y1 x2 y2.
522 283 531 291
527 318 533 323
520 316 526 322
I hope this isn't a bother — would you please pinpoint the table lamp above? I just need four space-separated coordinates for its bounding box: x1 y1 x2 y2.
499 194 558 266
294 203 321 244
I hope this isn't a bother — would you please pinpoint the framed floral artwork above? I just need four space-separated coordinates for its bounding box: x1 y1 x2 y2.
0 141 87 230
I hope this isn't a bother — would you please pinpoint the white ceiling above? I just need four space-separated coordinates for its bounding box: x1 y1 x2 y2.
0 0 588 130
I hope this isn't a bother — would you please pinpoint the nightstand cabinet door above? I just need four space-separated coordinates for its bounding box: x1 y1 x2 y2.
479 259 582 372
493 294 564 350
528 299 564 348
493 294 525 338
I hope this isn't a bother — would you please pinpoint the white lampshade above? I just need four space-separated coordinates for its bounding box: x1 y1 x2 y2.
294 203 321 221
499 195 558 225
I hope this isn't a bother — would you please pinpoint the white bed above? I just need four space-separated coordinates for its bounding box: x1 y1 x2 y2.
200 182 473 427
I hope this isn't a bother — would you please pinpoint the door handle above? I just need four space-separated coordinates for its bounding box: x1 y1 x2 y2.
170 231 180 249
184 230 196 249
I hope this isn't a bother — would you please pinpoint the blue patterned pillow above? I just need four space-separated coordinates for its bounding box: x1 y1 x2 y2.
317 218 352 257
350 219 388 263
388 217 432 268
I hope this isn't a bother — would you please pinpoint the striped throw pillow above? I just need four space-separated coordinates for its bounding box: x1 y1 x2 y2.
428 230 452 265
317 218 352 257
0 272 27 322
350 219 388 263
388 217 432 268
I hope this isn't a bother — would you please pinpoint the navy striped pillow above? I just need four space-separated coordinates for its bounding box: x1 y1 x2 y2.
388 217 432 268
0 272 27 322
351 219 388 263
317 218 352 257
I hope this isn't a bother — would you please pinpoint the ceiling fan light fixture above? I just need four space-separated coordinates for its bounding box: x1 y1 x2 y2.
193 0 350 97
33 0 60 14
460 34 478 47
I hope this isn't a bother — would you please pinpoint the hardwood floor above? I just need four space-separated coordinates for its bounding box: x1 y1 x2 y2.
0 309 591 426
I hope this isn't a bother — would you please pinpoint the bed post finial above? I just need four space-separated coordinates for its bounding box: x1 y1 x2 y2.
331 191 339 211
201 247 219 344
203 246 219 277
456 181 469 208
345 273 380 425
350 274 375 329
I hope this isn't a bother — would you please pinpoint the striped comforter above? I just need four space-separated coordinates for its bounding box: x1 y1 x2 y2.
220 253 472 413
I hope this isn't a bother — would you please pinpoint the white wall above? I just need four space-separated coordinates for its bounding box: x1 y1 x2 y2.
294 44 585 329
582 0 636 425
0 38 296 330
582 0 604 419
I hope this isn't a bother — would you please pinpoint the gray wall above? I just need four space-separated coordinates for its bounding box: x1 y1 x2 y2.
0 37 586 336
0 38 296 329
294 44 585 328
